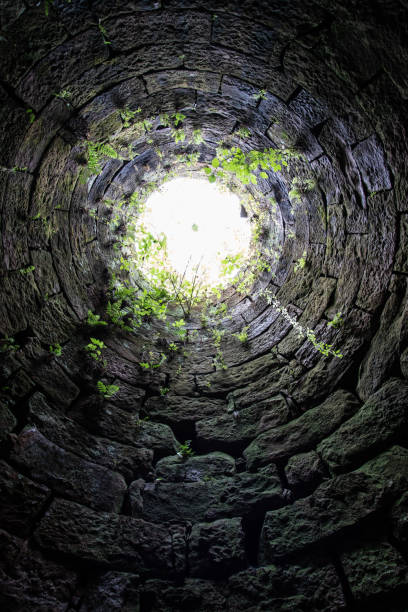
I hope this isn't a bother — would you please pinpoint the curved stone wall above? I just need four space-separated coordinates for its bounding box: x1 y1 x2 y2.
1 1 408 610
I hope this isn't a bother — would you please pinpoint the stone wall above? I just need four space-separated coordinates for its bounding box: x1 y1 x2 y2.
0 1 408 610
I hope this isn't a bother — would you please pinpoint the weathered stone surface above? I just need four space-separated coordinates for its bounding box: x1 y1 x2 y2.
34 498 186 577
357 278 408 400
155 452 236 482
391 492 408 550
228 557 345 612
0 529 77 611
0 402 16 441
144 395 225 427
352 134 392 192
196 395 289 452
0 459 50 537
20 358 79 408
340 540 408 600
10 426 127 513
401 346 408 380
285 450 327 492
356 445 408 492
196 353 283 394
189 518 246 578
244 389 360 469
79 571 140 612
28 392 154 481
318 379 408 474
259 471 389 561
130 465 282 523
141 578 228 612
145 69 220 94
71 400 177 459
395 214 408 274
106 11 211 51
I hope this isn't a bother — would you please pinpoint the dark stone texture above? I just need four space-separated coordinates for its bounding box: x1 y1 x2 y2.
259 471 390 561
0 529 77 612
0 402 17 441
130 464 282 523
79 571 140 612
340 540 408 600
155 452 236 482
357 278 408 400
141 578 228 612
0 0 408 605
391 492 408 551
69 397 177 457
10 426 127 512
244 389 359 469
196 395 290 452
285 450 327 492
318 378 408 474
0 459 50 537
145 395 225 427
28 393 154 481
34 498 186 577
189 517 246 578
227 557 345 612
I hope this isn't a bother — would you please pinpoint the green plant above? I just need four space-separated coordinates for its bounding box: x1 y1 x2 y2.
294 251 307 273
87 310 108 327
97 381 120 398
233 326 249 344
120 107 139 128
171 128 186 143
159 113 170 127
160 386 170 396
268 296 343 359
177 440 194 459
26 108 35 124
328 312 344 328
98 19 111 44
205 146 292 185
49 343 62 357
139 351 167 370
192 129 204 145
253 89 267 101
19 266 35 275
235 126 251 139
0 336 20 352
172 112 186 126
54 90 72 106
85 337 106 362
85 141 118 175
172 318 187 341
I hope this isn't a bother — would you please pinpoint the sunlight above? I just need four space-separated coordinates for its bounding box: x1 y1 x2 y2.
140 177 251 287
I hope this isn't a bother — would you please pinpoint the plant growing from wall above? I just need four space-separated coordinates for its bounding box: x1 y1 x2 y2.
97 381 119 398
49 343 62 357
177 440 194 459
85 337 107 362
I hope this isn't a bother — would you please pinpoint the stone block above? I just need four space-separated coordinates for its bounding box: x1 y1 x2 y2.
10 426 127 513
34 498 186 577
189 517 246 578
155 452 236 482
318 379 408 474
0 529 77 611
0 459 50 537
340 541 408 600
244 389 359 469
29 392 154 481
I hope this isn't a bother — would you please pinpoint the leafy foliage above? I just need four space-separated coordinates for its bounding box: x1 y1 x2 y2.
97 381 119 398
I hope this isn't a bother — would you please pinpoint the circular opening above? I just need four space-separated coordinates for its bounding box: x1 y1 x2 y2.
137 177 252 288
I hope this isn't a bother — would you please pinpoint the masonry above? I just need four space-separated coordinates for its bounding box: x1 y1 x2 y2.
1 1 408 610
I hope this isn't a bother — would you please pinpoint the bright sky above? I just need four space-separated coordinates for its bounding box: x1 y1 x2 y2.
141 177 251 286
